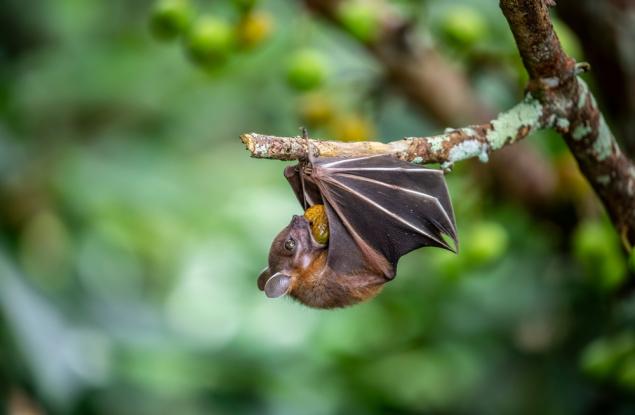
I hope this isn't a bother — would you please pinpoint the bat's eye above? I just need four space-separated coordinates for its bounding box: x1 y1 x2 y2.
284 238 296 251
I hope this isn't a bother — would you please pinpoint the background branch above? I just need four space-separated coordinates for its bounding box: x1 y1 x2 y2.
303 0 491 125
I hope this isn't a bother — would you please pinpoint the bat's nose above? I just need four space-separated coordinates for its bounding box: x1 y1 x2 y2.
291 214 308 228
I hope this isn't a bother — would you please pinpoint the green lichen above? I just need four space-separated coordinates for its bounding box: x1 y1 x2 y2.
556 118 570 131
593 117 613 161
427 136 446 154
448 140 488 164
486 95 544 150
572 122 592 141
577 78 589 110
412 156 423 164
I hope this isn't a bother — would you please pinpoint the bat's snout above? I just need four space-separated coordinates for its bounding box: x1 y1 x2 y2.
291 214 309 229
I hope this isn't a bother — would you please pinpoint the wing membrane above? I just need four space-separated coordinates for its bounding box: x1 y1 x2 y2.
315 155 457 278
284 155 457 280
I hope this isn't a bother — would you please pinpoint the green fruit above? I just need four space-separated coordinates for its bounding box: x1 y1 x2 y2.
441 5 488 47
581 338 619 378
574 221 612 259
582 333 635 379
149 0 192 41
618 355 635 390
185 16 235 68
286 49 329 92
573 221 627 291
337 1 380 43
465 222 508 265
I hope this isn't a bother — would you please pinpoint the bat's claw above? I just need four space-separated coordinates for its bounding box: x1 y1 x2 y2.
441 161 454 173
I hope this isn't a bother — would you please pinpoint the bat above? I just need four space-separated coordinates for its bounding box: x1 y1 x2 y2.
257 151 458 309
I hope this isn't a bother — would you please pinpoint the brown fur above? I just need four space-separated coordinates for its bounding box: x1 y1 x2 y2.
261 215 387 309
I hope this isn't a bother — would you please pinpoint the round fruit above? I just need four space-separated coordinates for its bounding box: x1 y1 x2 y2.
299 93 335 128
580 337 618 378
337 1 380 43
573 221 627 290
149 0 192 41
573 221 612 260
330 114 375 142
185 16 235 67
304 204 329 244
618 355 635 390
286 49 329 92
237 11 274 50
465 221 508 264
441 5 488 47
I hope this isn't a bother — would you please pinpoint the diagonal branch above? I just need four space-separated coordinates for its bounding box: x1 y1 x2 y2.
499 0 635 248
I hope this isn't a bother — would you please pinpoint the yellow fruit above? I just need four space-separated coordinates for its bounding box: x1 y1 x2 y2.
304 204 329 244
237 11 274 49
330 114 375 142
299 93 335 128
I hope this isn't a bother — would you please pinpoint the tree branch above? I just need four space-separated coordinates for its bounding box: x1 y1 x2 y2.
499 0 635 248
241 0 635 249
241 95 547 166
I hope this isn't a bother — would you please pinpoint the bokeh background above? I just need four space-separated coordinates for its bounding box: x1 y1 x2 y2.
1 0 634 414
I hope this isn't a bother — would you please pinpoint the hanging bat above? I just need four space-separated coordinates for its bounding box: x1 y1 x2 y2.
257 152 458 309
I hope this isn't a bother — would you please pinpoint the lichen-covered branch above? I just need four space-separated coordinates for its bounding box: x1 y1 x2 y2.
556 0 635 158
241 95 549 166
499 0 635 248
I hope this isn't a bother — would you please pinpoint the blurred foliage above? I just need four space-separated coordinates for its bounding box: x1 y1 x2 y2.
0 0 633 414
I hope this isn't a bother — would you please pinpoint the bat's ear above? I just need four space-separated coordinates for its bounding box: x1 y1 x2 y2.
257 267 271 291
264 272 292 298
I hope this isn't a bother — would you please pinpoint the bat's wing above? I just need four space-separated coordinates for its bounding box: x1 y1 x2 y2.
284 164 322 207
312 155 457 279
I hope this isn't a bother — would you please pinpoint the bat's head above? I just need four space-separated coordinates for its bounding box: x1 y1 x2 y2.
258 214 325 299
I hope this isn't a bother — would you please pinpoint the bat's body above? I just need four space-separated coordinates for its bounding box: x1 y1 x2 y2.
258 154 457 309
